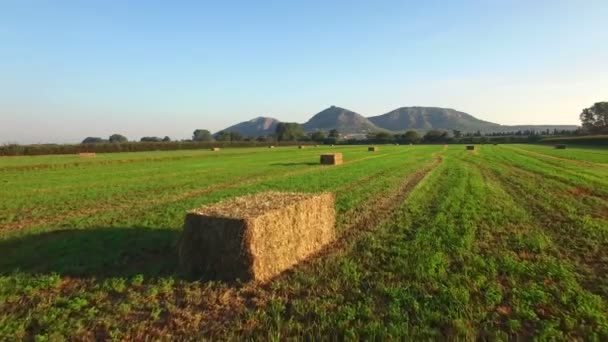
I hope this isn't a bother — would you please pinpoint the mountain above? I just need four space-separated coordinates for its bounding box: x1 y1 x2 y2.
217 117 280 137
217 107 579 136
302 106 382 133
369 107 578 133
368 107 502 132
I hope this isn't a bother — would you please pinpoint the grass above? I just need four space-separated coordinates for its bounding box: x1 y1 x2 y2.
0 144 607 339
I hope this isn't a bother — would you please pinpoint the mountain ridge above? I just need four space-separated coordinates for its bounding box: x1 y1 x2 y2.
218 106 579 136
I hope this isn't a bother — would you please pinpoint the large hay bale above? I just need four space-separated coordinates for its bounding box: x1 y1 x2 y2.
178 192 336 282
555 144 567 149
320 153 343 165
466 145 475 150
210 147 220 151
298 145 305 149
368 146 378 152
78 153 96 158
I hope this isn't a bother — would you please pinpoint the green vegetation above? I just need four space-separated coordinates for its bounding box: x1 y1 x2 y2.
0 144 607 339
540 134 608 146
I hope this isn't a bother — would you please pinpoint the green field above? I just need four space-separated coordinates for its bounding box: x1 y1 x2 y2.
1 144 607 340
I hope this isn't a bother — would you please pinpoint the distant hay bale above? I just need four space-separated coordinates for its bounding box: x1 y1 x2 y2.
315 144 319 147
210 147 220 151
555 144 567 149
466 145 475 150
368 146 378 152
330 144 335 147
178 192 336 282
298 145 305 149
268 145 275 149
78 153 96 158
320 153 343 165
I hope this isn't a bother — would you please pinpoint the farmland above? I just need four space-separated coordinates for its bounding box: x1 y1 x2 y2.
1 144 607 339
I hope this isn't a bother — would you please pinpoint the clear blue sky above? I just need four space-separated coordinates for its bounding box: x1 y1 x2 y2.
1 0 607 143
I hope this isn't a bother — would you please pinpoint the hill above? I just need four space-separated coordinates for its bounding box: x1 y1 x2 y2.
216 117 280 137
369 107 578 133
302 106 381 133
368 107 502 132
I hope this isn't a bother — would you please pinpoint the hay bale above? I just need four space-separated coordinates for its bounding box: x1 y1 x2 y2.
555 144 567 149
368 146 378 152
211 147 220 151
78 153 96 158
466 145 475 150
320 153 343 165
298 145 305 149
178 192 335 282
268 145 275 149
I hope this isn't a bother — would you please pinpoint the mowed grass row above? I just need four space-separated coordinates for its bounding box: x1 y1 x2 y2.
206 146 607 340
0 145 442 339
508 144 608 164
0 146 407 229
0 144 606 339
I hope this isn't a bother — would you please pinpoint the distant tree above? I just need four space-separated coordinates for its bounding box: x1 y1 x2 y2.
162 136 171 142
328 129 340 138
140 136 163 142
275 123 304 141
452 130 462 139
580 102 608 133
423 130 448 143
192 129 213 142
82 137 106 144
109 134 128 143
403 130 421 144
215 131 229 141
229 131 244 141
256 135 267 142
370 132 392 143
310 131 326 141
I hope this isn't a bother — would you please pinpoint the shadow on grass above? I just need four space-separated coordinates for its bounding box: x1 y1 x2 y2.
270 162 319 166
0 227 183 278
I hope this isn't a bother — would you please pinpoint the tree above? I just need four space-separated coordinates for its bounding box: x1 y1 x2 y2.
162 136 171 142
81 137 106 144
580 102 608 133
328 129 340 138
192 129 213 142
275 123 304 141
370 132 391 143
109 134 128 143
310 131 326 141
140 136 162 142
229 131 244 141
423 130 448 143
403 130 421 144
215 131 231 141
452 130 462 139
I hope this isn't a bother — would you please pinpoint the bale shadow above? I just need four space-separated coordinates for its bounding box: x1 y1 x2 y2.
270 162 319 166
0 227 183 278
